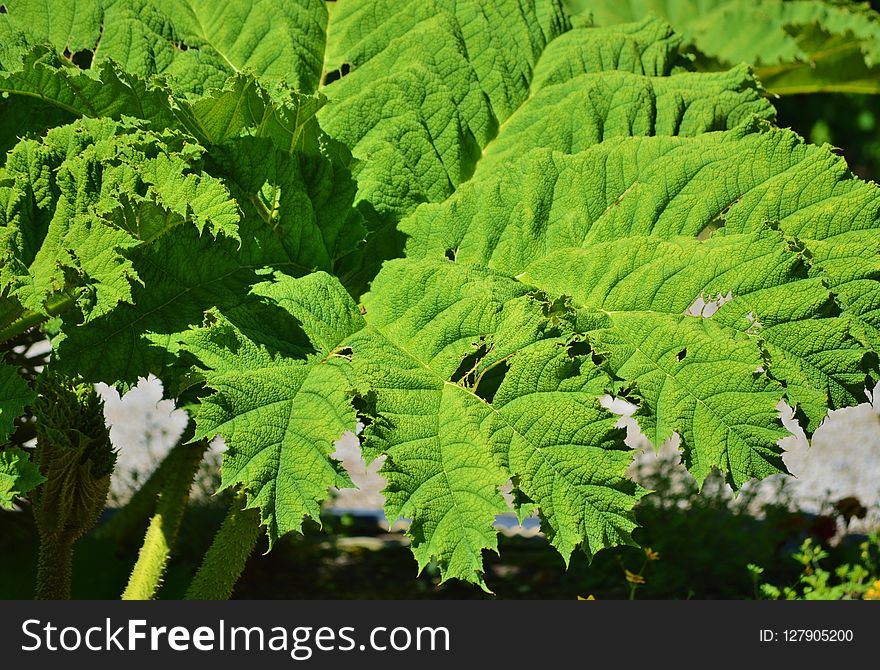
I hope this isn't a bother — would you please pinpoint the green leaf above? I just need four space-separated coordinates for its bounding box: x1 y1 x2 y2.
477 63 773 173
173 73 326 151
317 9 773 288
319 9 771 217
0 94 73 158
0 74 363 388
52 124 363 389
315 1 876 580
0 45 180 126
52 223 257 388
0 446 45 509
520 233 872 434
568 0 880 94
0 46 331 153
0 363 35 442
486 337 647 562
401 122 879 479
4 0 880 593
0 117 239 322
349 259 641 586
0 0 328 95
593 312 788 488
180 272 363 546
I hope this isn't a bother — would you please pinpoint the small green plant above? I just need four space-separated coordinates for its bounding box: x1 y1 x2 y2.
750 532 880 600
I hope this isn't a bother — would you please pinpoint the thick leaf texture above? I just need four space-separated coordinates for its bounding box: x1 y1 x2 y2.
0 74 364 389
1 0 878 591
0 0 327 95
0 117 239 322
179 272 363 545
403 123 880 463
318 8 774 287
0 45 180 127
349 260 643 587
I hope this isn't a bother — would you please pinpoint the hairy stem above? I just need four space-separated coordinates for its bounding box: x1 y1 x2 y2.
32 374 116 600
121 439 207 600
98 438 195 545
35 538 74 600
184 492 262 600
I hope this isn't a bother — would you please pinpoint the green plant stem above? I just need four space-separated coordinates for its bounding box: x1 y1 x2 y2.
35 538 74 600
0 292 78 343
184 492 262 600
121 439 207 600
98 438 196 545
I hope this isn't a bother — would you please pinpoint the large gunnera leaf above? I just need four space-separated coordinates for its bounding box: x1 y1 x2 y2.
0 4 368 551
317 2 877 584
349 260 644 589
400 121 879 491
0 67 364 390
318 5 774 289
0 117 239 323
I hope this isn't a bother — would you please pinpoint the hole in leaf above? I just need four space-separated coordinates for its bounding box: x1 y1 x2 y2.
566 340 591 358
815 293 842 318
474 360 509 404
745 311 763 333
676 348 687 362
539 294 572 331
323 62 351 86
352 390 379 430
70 49 93 69
332 346 353 361
0 5 7 14
686 290 733 318
696 219 725 240
599 394 639 417
444 248 456 261
451 341 489 385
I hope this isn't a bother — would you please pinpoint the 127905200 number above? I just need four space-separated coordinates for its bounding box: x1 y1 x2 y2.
784 630 854 643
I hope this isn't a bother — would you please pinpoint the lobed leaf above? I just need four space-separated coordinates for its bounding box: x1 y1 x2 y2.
318 8 774 289
180 272 363 545
349 259 642 586
2 0 878 591
0 117 239 322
